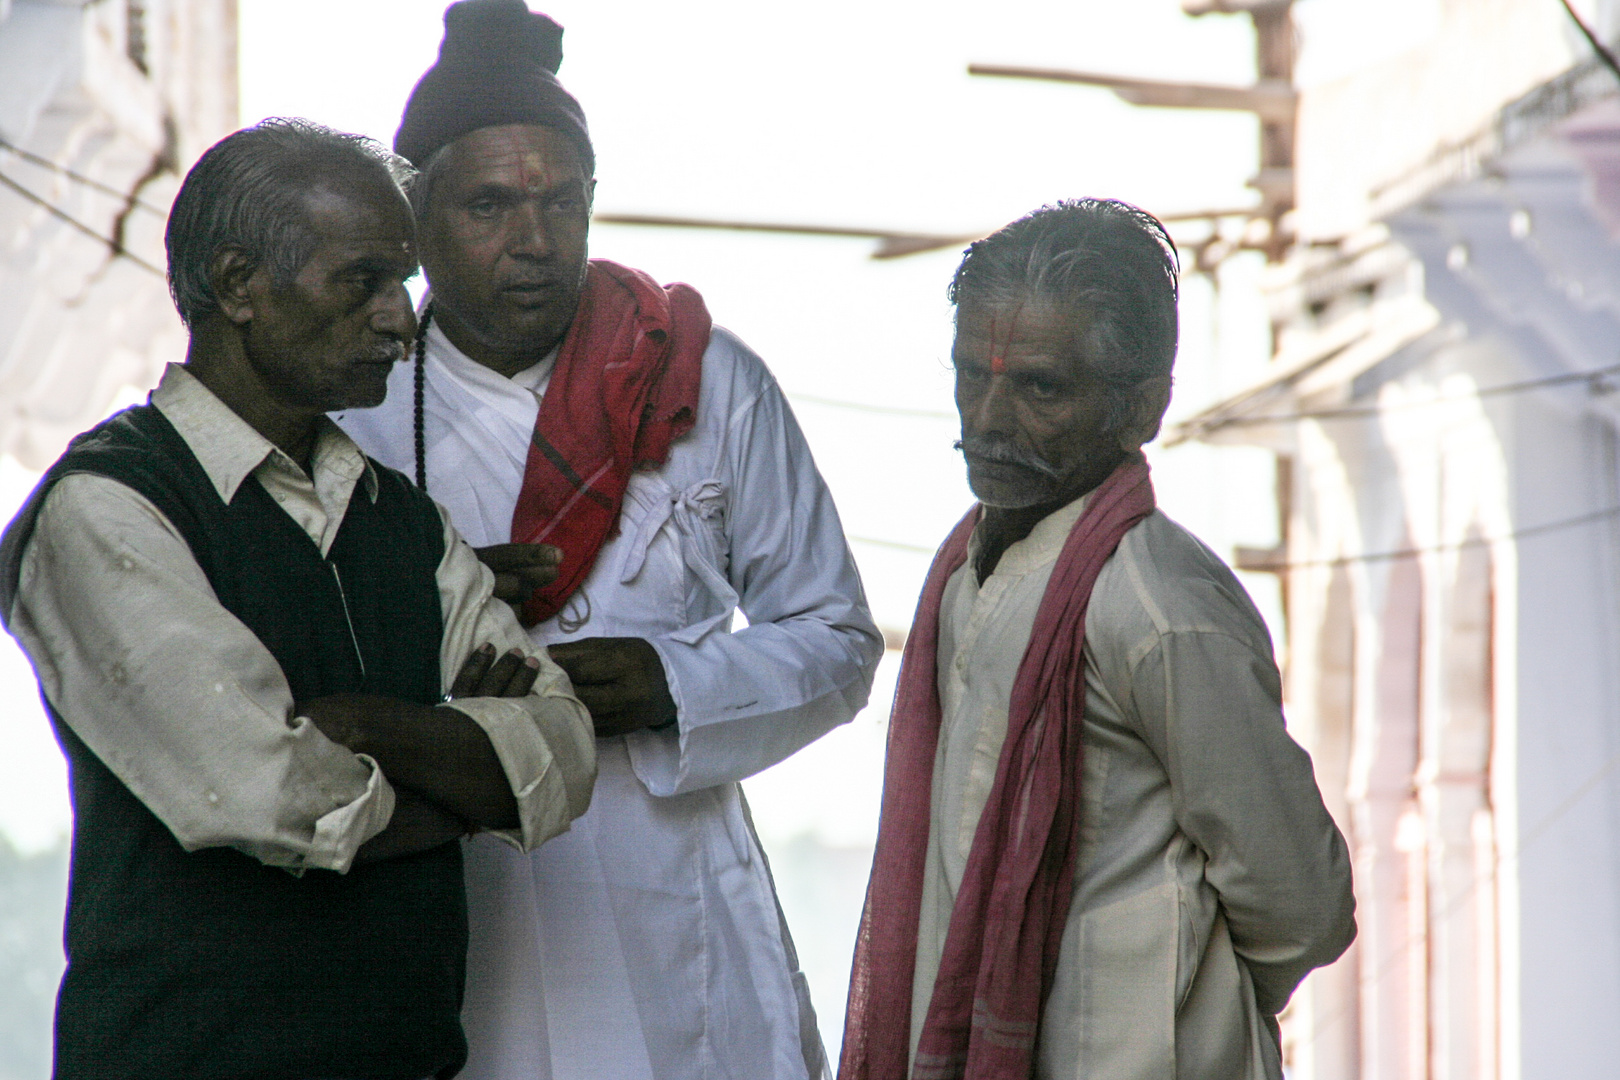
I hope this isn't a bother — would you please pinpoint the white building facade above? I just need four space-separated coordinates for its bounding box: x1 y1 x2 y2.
1179 3 1620 1077
0 0 237 468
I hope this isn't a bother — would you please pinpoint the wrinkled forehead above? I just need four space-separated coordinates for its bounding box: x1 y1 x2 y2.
296 175 416 255
953 296 1096 360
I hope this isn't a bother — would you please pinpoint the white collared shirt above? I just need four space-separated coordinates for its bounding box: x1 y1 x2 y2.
6 364 595 874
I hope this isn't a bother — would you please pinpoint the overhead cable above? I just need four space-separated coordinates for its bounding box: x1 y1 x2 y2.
788 392 955 421
853 505 1620 573
848 533 937 556
0 135 168 217
0 170 164 277
1304 736 1620 1051
1195 360 1620 431
1559 0 1620 84
1269 505 1618 571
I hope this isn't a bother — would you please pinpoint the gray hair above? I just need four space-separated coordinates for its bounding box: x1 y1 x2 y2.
949 198 1180 432
165 118 416 327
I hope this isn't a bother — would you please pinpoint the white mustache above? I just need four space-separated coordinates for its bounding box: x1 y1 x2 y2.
954 435 1062 480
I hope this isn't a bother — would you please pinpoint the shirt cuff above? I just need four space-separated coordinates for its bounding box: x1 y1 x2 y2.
300 753 396 875
444 695 596 851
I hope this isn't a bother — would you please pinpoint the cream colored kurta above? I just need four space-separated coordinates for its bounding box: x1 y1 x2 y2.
910 496 1354 1080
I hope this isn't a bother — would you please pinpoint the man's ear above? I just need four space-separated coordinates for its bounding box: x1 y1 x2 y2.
1118 375 1173 450
210 247 259 326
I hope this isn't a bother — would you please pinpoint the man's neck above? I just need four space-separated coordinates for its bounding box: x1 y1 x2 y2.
973 453 1126 585
432 304 564 380
974 503 1061 586
182 334 320 473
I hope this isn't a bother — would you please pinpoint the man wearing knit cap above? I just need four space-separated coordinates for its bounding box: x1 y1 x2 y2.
337 3 883 1078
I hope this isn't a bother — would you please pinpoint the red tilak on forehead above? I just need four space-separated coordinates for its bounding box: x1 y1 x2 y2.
986 300 1023 376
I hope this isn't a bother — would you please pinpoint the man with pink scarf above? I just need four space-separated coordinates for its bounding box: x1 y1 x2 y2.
840 200 1355 1080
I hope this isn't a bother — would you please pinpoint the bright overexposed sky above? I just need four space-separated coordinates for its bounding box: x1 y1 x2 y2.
2 0 1381 1053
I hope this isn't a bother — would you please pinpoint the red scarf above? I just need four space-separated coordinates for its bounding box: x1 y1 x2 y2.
509 259 710 626
839 455 1155 1080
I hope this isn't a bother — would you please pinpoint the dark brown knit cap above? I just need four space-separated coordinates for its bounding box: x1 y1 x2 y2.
394 0 593 173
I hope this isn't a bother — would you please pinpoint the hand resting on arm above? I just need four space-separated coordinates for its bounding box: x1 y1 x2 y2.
302 643 541 862
547 636 677 737
475 542 561 608
468 545 677 738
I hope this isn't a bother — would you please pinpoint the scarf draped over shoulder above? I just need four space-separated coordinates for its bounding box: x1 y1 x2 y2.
509 258 710 625
839 454 1155 1080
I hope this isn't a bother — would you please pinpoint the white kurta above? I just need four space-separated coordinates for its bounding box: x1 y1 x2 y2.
911 497 1355 1080
337 319 883 1080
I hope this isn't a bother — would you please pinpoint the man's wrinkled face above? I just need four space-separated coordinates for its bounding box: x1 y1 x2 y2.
417 124 593 370
243 170 418 412
952 298 1123 510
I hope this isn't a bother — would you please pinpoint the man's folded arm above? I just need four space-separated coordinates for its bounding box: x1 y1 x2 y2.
432 505 597 849
9 474 396 874
1130 627 1357 1015
354 786 467 863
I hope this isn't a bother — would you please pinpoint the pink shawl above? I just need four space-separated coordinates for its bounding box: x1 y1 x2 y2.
839 454 1155 1080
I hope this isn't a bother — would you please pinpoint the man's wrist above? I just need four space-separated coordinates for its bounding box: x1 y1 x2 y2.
334 700 455 774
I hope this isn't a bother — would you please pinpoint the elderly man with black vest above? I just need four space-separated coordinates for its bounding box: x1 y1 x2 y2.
1 119 595 1080
335 2 883 1078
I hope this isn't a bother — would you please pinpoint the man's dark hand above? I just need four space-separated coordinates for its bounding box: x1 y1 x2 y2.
296 646 532 831
475 543 562 607
355 787 468 863
296 693 434 758
449 643 541 699
546 637 676 738
298 642 538 750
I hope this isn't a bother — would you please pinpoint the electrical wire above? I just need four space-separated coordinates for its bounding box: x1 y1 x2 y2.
848 533 936 555
852 505 1620 571
1191 361 1620 432
0 169 164 277
1560 0 1620 84
1264 505 1619 571
1300 736 1620 1052
0 135 168 217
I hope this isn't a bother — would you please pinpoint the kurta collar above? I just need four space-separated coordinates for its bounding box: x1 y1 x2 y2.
426 318 560 400
967 489 1092 579
151 364 380 505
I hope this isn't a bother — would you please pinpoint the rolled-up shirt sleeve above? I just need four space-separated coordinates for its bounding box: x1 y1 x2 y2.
9 475 395 874
432 506 596 850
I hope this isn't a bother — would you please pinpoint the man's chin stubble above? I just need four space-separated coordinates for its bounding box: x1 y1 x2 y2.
966 471 1060 511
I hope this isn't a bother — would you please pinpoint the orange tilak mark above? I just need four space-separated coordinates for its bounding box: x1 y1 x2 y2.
990 354 1007 375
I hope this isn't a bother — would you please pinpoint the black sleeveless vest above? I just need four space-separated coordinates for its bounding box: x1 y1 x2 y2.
0 404 468 1080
